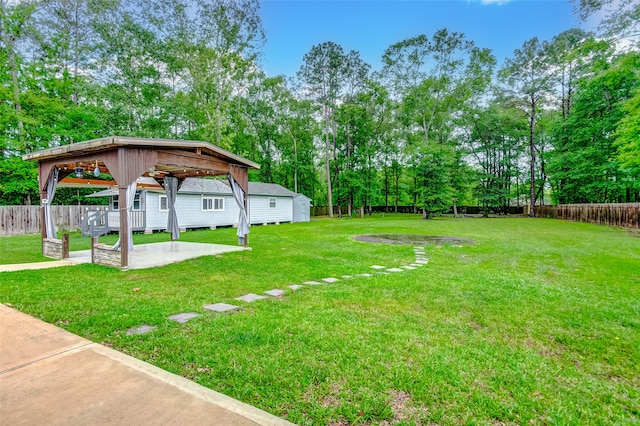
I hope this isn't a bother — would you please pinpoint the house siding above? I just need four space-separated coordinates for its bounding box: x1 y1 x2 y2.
249 196 292 224
142 192 240 230
145 192 167 230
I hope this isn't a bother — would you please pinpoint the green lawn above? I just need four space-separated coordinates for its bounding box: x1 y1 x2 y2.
1 216 639 425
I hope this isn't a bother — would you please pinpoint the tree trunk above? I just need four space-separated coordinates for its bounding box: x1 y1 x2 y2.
1 1 25 145
325 106 333 218
529 98 537 218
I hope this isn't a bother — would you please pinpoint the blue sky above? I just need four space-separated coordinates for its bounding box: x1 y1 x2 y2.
258 0 581 78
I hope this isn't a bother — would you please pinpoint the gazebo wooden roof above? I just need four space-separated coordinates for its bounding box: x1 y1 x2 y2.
23 136 260 267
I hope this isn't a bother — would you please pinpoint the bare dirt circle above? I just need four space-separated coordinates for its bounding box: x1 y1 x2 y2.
353 234 475 246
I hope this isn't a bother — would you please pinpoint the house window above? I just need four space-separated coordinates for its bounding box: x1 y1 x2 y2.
202 197 224 211
269 197 277 208
159 195 168 211
112 192 142 211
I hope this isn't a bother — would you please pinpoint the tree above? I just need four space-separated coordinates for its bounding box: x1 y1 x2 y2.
1 0 36 151
499 37 553 216
552 52 639 203
463 99 526 215
145 0 265 147
573 0 639 42
297 42 368 217
615 87 640 182
382 29 495 218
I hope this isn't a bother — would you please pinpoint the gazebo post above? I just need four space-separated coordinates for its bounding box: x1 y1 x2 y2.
244 192 249 248
118 185 129 268
40 189 47 255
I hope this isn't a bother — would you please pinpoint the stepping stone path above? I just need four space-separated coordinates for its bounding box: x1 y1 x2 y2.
204 303 240 313
236 293 268 303
126 325 157 336
127 244 437 332
168 312 200 324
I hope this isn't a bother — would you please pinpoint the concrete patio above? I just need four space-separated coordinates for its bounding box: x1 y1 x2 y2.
0 241 249 272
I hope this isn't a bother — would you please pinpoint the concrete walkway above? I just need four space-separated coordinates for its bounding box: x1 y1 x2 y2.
0 304 293 426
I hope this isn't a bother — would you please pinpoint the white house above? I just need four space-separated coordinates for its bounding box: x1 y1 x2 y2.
85 178 310 234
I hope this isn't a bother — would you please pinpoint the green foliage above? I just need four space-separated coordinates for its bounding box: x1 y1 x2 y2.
615 88 640 181
548 52 640 203
415 145 453 218
0 156 38 205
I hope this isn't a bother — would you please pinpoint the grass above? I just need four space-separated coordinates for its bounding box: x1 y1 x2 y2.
1 215 639 425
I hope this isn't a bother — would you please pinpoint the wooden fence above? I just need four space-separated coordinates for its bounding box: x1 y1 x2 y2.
536 203 640 229
0 205 86 236
313 205 525 216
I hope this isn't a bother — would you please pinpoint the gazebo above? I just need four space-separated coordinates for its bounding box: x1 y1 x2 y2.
23 136 260 268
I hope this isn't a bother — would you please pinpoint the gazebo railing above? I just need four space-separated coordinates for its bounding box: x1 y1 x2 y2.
107 210 146 231
82 207 146 235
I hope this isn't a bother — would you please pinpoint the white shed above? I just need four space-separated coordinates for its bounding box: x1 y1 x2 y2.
293 194 312 223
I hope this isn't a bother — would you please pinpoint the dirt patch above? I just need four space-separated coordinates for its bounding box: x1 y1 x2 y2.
379 390 430 425
354 234 475 246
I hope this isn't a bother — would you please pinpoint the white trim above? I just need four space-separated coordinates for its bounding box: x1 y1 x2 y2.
202 196 224 211
113 192 142 211
159 195 168 212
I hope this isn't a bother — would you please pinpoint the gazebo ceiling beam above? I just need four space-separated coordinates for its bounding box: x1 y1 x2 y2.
156 150 235 174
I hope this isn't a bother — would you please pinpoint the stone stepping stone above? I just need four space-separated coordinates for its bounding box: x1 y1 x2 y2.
289 284 303 291
304 280 322 285
402 265 417 270
415 260 429 264
342 275 353 279
356 273 372 277
235 293 268 302
126 325 157 336
414 252 426 256
264 289 284 297
387 268 404 272
204 303 240 312
167 312 201 324
322 277 339 283
370 265 386 270
409 264 424 267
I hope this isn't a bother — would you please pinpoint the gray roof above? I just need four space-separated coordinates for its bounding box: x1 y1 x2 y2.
179 178 296 197
248 182 296 197
85 178 299 198
179 178 232 194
